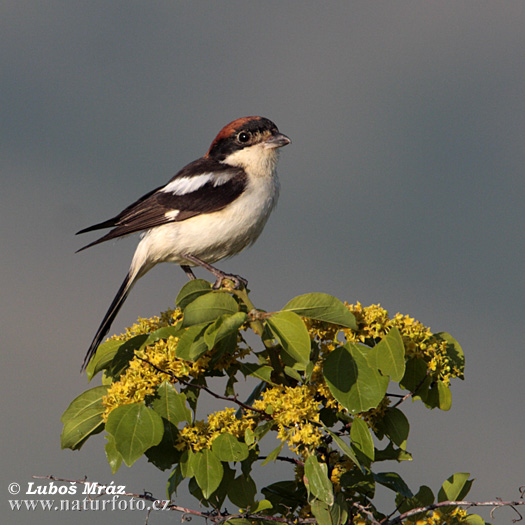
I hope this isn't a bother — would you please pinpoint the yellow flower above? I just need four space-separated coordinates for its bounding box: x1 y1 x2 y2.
249 385 323 454
177 408 255 452
102 333 209 420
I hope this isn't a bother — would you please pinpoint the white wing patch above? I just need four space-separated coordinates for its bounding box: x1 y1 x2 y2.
164 209 180 220
161 172 234 196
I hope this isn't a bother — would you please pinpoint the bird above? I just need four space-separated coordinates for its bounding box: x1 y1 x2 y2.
77 116 290 371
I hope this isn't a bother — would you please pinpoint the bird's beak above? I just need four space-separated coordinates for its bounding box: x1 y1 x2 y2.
263 133 291 149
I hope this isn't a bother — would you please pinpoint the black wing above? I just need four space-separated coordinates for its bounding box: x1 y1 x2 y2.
77 157 247 252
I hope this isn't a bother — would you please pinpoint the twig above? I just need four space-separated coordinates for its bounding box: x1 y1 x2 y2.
32 476 525 525
352 502 382 525
391 374 429 409
32 475 313 524
258 455 302 466
391 391 414 408
135 356 269 417
32 475 206 518
385 500 525 525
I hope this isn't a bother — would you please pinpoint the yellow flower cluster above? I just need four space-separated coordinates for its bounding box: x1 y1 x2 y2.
404 507 470 525
352 507 470 525
304 319 346 412
101 307 248 421
346 303 463 384
175 384 324 455
251 384 323 454
360 397 391 432
327 452 357 493
99 300 462 462
304 318 341 354
345 302 392 344
178 407 254 452
108 308 183 341
102 338 209 420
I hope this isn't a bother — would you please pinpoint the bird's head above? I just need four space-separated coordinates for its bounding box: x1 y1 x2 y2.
207 116 291 176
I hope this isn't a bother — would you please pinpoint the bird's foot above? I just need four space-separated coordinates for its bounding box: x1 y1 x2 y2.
212 272 248 290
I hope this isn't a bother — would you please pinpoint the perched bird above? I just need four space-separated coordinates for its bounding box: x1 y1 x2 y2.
77 116 290 370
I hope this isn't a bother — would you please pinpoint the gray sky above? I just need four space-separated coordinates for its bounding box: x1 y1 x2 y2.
2 2 524 523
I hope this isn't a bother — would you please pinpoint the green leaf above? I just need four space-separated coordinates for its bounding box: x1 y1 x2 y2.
147 325 184 344
61 385 108 450
375 442 413 462
180 449 195 478
176 279 212 309
249 499 273 513
87 326 182 380
400 357 429 393
204 312 247 349
208 462 235 510
438 472 473 502
244 428 255 447
425 380 452 410
382 408 410 449
182 292 238 327
167 465 184 497
105 403 164 467
304 455 334 505
266 311 311 368
228 474 257 507
437 332 465 374
212 432 249 462
331 492 349 525
193 449 224 499
339 469 375 497
374 471 413 498
152 381 192 425
437 380 452 411
86 339 126 379
175 324 209 361
284 366 303 381
104 434 123 474
282 293 357 329
310 500 333 525
325 428 362 471
240 363 274 384
145 420 181 471
261 480 307 514
464 514 485 525
396 485 434 514
226 520 253 525
323 343 388 414
253 420 274 442
367 327 405 382
350 417 375 466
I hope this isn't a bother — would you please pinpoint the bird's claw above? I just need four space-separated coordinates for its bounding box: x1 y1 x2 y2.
212 273 248 290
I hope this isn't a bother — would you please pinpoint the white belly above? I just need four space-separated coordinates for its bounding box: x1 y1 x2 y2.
130 172 280 276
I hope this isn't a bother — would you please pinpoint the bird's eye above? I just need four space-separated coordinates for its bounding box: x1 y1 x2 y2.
237 131 251 143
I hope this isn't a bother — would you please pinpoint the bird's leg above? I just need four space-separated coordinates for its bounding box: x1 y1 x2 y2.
182 253 248 289
181 265 197 280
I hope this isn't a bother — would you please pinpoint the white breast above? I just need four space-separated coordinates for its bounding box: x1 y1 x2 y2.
131 169 280 274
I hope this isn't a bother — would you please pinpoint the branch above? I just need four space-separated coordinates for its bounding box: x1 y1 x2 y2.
390 373 430 409
32 476 525 525
384 499 525 525
135 356 270 417
32 475 313 524
352 501 382 525
258 455 303 466
32 475 206 518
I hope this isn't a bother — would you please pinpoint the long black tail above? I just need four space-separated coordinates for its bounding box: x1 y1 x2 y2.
81 271 136 372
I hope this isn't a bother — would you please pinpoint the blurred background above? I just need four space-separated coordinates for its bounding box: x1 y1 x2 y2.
2 2 524 523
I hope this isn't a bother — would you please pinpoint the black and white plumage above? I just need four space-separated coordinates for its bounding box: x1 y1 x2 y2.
78 116 290 370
